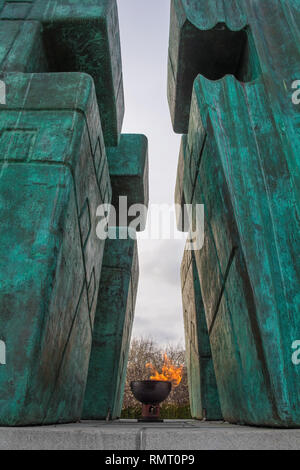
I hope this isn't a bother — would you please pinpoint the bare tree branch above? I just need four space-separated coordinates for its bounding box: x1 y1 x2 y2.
122 337 190 410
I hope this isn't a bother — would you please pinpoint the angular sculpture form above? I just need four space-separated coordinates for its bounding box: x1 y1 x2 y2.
0 0 124 146
171 0 300 426
83 134 149 420
0 0 148 425
0 72 110 425
107 134 149 230
83 228 139 420
181 248 222 420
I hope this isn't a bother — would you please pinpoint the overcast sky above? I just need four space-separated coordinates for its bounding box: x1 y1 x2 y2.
117 0 186 346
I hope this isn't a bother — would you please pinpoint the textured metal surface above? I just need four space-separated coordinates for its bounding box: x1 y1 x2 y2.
0 72 110 425
0 0 149 427
130 381 172 406
83 134 149 419
83 228 139 420
0 0 124 146
106 134 149 231
171 0 300 426
1 420 300 450
168 0 299 134
181 248 222 420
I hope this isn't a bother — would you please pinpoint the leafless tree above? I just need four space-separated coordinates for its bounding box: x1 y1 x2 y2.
122 337 190 410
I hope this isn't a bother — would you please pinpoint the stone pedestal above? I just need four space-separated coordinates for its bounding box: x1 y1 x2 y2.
0 0 148 426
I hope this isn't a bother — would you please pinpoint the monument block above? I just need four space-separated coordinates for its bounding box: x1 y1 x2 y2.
0 0 148 427
0 0 124 146
106 134 149 230
176 74 300 427
181 248 222 420
171 0 300 426
0 72 111 425
83 228 139 420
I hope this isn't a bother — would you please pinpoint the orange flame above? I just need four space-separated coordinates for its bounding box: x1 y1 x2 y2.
146 353 183 388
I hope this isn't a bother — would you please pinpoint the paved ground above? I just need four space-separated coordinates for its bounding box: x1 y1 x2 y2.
0 420 299 450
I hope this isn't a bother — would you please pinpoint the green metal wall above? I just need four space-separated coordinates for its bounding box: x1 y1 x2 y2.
171 0 300 427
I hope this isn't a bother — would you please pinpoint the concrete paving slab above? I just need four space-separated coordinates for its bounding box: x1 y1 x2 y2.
0 420 299 450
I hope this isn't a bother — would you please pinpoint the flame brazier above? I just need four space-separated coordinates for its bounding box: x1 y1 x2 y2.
130 380 172 422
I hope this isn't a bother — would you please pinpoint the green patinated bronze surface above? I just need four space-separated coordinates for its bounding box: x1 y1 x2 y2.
0 72 111 425
107 134 149 231
181 247 222 420
0 0 148 426
171 0 300 426
84 135 149 419
83 228 139 420
0 0 124 146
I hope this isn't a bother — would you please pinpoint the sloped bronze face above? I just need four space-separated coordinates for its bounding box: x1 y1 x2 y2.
130 381 172 405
